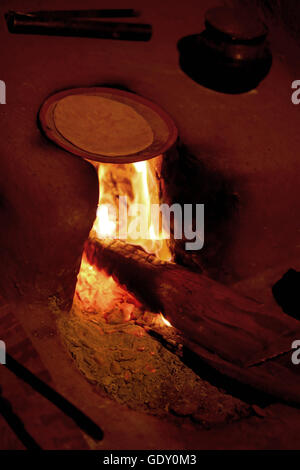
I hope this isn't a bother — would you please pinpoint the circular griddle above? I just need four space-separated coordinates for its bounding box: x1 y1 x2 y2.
39 87 178 163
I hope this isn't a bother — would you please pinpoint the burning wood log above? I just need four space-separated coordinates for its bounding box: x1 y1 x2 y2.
84 237 300 404
85 237 300 369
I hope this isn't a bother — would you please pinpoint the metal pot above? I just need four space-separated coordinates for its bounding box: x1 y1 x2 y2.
178 6 272 93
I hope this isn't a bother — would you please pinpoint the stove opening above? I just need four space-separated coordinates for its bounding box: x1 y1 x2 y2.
56 156 252 426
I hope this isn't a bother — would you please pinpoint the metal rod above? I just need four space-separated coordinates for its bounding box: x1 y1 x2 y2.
0 387 41 449
5 353 104 441
5 12 152 41
26 9 140 18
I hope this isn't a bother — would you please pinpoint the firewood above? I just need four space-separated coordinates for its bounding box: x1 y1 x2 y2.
84 237 300 369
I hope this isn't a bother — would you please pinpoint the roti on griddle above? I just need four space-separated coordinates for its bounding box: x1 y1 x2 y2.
53 95 154 157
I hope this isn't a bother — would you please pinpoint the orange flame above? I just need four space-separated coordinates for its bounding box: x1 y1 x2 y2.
75 157 172 328
93 158 172 261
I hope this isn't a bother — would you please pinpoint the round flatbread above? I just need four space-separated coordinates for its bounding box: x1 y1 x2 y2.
53 95 154 157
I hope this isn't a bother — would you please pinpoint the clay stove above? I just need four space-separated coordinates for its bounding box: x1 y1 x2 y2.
54 148 251 426
32 86 290 435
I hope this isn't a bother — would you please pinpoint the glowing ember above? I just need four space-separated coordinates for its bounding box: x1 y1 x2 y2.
75 256 171 328
75 256 140 317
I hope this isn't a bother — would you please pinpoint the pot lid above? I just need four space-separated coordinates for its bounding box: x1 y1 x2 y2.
205 6 268 41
